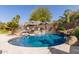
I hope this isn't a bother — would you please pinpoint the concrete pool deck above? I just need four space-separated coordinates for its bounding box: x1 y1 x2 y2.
0 34 75 54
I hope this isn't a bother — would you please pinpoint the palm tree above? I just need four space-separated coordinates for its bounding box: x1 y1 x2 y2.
74 10 79 20
58 16 65 24
64 9 72 23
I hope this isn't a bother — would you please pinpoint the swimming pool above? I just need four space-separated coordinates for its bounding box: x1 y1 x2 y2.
8 33 67 47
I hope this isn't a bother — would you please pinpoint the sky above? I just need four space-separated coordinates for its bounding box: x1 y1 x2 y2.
0 5 79 24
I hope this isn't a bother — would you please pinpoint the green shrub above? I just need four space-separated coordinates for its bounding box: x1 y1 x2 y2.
74 27 79 39
58 27 66 31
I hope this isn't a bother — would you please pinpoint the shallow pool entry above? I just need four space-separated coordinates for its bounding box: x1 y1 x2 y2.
8 34 67 47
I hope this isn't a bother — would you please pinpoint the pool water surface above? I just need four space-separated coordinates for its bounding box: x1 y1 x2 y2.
8 33 67 47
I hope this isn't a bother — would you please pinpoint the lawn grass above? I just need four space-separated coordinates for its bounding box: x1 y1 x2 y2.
0 29 11 34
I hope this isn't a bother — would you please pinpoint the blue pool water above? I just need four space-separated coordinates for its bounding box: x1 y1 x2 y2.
9 33 67 47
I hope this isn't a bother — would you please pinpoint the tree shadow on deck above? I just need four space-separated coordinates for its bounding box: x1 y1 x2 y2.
48 47 68 54
69 46 79 54
48 46 79 54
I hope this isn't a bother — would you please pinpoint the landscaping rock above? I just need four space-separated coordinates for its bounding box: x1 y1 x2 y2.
66 36 78 45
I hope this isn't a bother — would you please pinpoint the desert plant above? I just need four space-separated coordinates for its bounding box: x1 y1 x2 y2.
7 15 20 34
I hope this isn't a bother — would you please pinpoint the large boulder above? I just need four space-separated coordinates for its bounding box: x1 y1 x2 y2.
66 36 78 45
